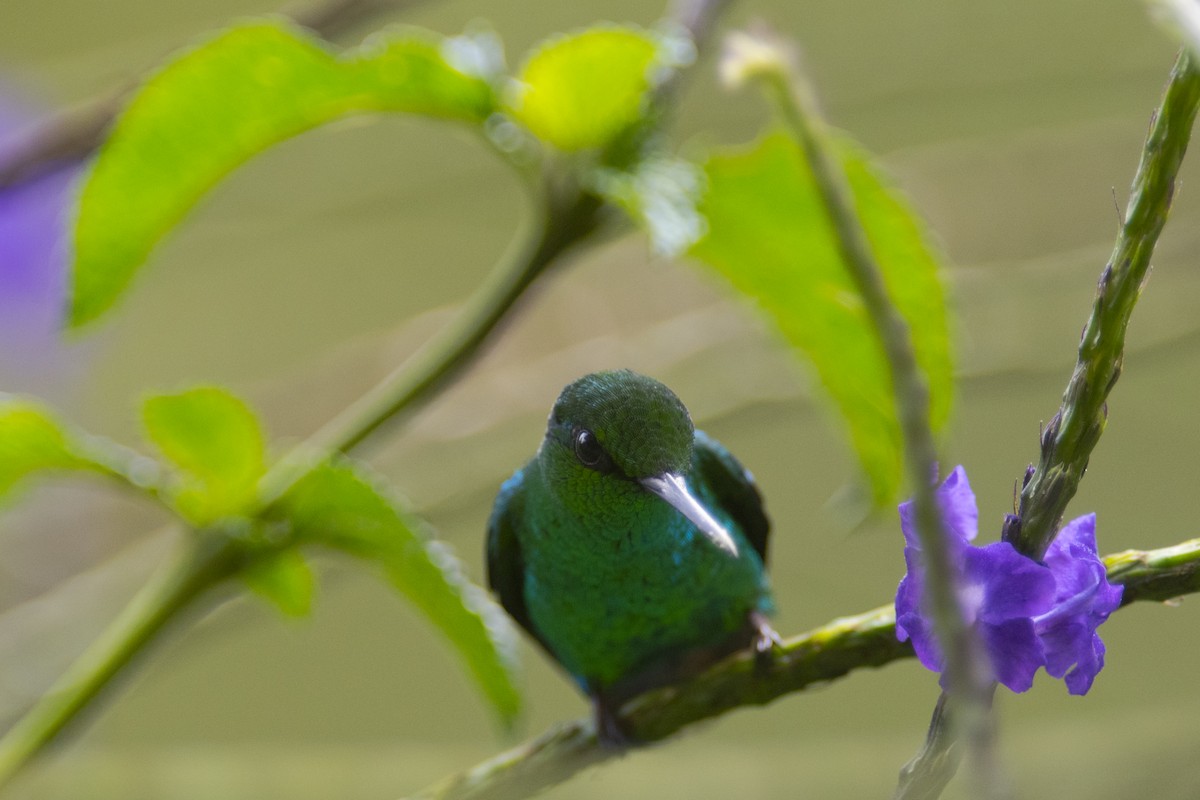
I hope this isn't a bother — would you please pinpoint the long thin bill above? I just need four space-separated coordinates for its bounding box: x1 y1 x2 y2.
639 472 739 556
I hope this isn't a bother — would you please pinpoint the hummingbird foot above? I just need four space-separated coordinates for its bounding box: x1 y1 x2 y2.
590 690 633 749
749 611 783 673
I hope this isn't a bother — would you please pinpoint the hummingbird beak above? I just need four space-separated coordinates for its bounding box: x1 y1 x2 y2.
639 473 739 557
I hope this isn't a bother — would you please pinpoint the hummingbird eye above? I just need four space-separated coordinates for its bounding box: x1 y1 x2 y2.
573 428 613 472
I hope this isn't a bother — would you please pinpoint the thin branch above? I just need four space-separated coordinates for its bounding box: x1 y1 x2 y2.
891 692 981 800
0 532 242 786
665 0 732 47
1002 50 1200 559
408 539 1200 800
290 0 419 39
723 30 1000 794
0 96 119 190
74 434 175 509
0 0 413 191
253 179 606 505
1106 537 1200 603
311 187 600 457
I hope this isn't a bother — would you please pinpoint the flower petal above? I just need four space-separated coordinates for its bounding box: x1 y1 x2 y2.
895 572 920 640
1044 514 1101 599
962 542 1056 624
980 618 1044 693
0 94 80 386
937 466 979 544
898 465 978 550
896 566 943 672
1032 513 1123 695
1039 619 1090 679
1063 633 1106 696
896 605 943 673
1049 513 1098 557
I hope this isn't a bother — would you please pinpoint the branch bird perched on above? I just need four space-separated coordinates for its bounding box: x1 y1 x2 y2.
487 370 778 743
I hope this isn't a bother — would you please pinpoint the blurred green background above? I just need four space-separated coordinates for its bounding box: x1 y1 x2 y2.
3 0 1200 798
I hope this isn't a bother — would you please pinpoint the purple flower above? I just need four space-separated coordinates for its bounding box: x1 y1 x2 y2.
0 90 83 390
1034 513 1123 694
895 466 1123 695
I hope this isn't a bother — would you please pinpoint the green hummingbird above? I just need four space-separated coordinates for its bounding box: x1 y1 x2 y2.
487 370 777 742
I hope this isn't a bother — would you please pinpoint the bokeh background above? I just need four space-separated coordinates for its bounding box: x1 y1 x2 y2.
3 1 1200 798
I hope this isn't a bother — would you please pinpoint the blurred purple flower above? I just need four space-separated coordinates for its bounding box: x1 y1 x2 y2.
0 91 81 385
894 466 1123 695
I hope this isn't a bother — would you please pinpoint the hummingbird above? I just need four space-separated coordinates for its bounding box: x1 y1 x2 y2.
487 370 778 743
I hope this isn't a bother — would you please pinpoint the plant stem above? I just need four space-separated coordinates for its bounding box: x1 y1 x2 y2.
747 43 1001 796
0 533 241 788
1002 50 1200 559
290 0 418 40
0 0 417 191
1106 537 1200 603
320 188 599 456
75 434 174 510
409 537 1200 800
891 692 967 800
255 181 604 507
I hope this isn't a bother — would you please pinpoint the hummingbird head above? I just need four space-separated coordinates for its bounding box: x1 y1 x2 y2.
550 370 694 479
539 370 739 556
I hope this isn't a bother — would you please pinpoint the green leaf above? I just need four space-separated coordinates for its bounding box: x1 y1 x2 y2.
0 399 90 501
143 387 266 522
71 21 497 328
243 548 315 617
278 460 521 723
508 26 662 151
692 132 953 506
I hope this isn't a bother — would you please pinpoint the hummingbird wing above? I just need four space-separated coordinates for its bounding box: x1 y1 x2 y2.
691 430 771 566
486 469 554 655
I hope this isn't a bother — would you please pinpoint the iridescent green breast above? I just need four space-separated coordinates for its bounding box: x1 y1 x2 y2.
517 465 772 688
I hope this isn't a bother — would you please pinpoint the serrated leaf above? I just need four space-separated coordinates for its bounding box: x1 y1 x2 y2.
0 399 90 501
71 21 497 328
143 387 266 522
508 26 661 151
243 548 315 617
278 461 521 723
692 132 953 506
